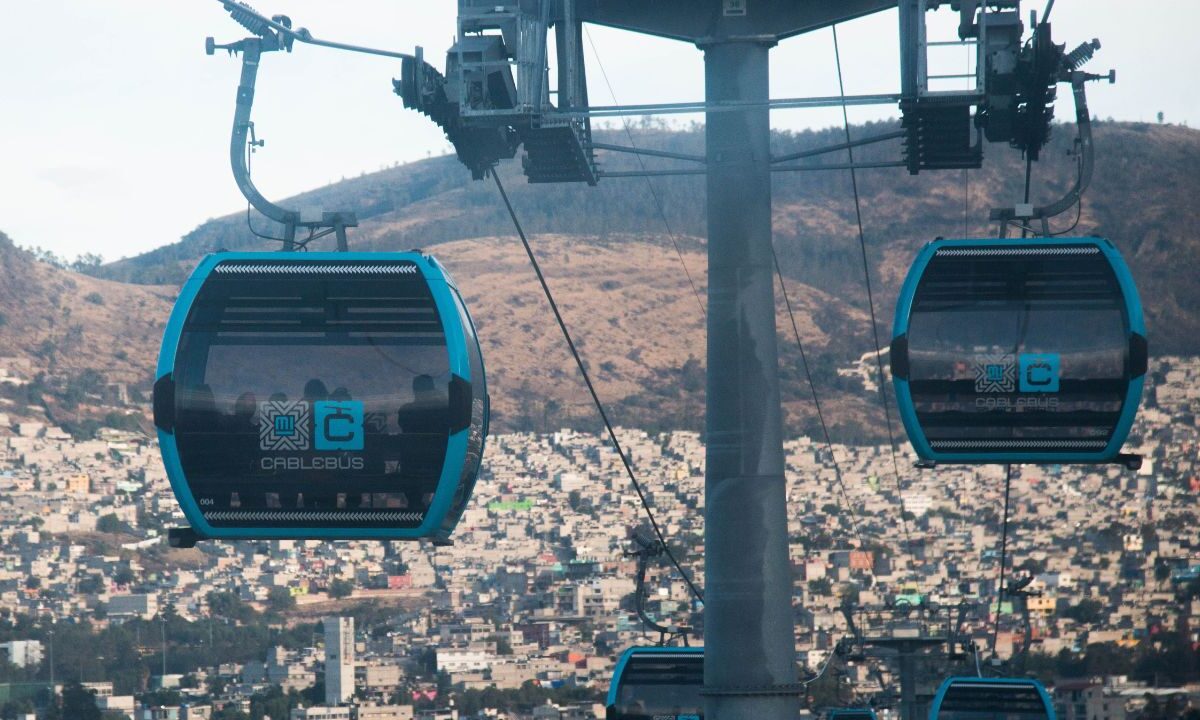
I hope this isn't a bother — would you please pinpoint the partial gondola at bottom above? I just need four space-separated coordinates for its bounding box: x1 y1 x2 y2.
891 237 1146 466
607 647 704 720
929 677 1056 720
828 709 878 720
153 252 488 545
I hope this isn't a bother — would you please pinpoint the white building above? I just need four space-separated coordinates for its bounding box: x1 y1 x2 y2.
436 649 491 673
0 640 43 668
109 593 158 620
357 706 415 720
324 616 355 706
291 708 351 720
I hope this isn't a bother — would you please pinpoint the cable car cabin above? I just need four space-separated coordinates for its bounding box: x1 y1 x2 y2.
153 252 488 545
828 709 878 720
891 237 1146 465
607 647 704 720
929 677 1055 720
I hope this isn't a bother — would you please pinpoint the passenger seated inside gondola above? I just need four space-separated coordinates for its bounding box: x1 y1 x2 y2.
398 375 450 472
179 384 219 431
303 378 329 404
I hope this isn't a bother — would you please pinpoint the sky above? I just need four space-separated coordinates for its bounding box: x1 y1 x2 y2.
0 1 1196 262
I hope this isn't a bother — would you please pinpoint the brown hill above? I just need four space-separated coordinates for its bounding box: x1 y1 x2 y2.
0 232 172 390
11 120 1198 437
0 230 883 439
99 121 1200 357
437 234 880 438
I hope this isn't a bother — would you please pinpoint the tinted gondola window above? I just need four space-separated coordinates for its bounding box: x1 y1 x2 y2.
893 240 1144 461
173 262 453 529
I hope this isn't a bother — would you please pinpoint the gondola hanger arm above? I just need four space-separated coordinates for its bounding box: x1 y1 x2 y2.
213 0 413 61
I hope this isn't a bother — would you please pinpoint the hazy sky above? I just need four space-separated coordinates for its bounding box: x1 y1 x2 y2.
0 1 1195 262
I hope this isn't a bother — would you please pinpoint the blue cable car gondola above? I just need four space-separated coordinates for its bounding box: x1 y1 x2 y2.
607 647 704 720
929 677 1055 720
891 237 1146 466
153 252 488 545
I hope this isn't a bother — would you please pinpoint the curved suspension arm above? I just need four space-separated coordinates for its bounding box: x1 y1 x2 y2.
991 72 1107 235
1035 75 1093 220
633 553 677 639
230 40 298 233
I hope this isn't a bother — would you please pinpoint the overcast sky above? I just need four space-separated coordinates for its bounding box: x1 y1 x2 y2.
0 1 1195 262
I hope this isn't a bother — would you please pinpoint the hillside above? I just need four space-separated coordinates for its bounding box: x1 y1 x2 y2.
96 121 1200 357
4 120 1196 437
0 229 880 438
0 232 172 389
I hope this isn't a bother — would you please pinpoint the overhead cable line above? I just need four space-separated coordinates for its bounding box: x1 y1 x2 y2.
583 28 706 320
831 25 913 551
771 248 867 552
990 464 1014 656
803 642 841 686
489 167 704 603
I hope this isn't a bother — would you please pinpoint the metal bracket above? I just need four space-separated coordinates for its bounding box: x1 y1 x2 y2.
991 65 1114 236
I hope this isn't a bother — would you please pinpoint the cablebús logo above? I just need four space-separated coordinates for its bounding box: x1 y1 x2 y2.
974 354 1016 393
259 400 312 451
258 400 366 469
314 401 364 450
1019 353 1060 392
973 353 1060 394
972 353 1061 411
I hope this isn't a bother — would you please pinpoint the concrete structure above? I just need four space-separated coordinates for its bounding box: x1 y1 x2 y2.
1054 679 1128 720
99 694 136 716
356 706 415 720
291 707 352 720
324 616 354 706
0 641 42 668
108 593 158 620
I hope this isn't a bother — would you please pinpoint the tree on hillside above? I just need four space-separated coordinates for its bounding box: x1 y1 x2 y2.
267 587 295 613
97 514 129 534
64 684 102 720
1062 598 1104 625
329 579 354 599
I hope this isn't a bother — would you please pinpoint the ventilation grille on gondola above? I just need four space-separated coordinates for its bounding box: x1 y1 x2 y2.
214 263 419 275
935 246 1100 258
621 655 705 686
916 245 1121 306
191 261 444 337
931 439 1108 450
204 511 425 522
939 682 1049 716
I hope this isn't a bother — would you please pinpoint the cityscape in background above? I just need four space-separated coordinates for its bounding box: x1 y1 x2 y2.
0 351 1195 720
